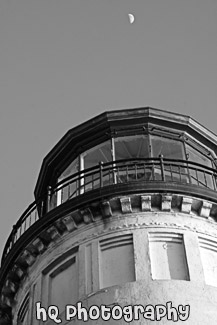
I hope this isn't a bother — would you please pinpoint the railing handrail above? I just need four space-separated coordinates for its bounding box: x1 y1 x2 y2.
56 157 217 187
2 157 217 264
55 158 217 192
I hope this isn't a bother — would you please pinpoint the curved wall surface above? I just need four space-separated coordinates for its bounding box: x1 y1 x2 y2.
12 193 217 325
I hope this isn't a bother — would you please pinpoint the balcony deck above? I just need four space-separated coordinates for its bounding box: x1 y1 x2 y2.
1 157 217 264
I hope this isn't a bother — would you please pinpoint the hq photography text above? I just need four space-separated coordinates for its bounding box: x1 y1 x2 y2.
36 301 190 323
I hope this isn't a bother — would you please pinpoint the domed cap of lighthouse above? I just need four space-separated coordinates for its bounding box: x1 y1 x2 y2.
35 106 217 201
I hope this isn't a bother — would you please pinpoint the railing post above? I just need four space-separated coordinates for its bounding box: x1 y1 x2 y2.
11 225 16 245
213 172 217 191
186 156 192 184
99 161 103 188
47 186 52 213
40 199 44 218
159 154 165 181
112 161 117 184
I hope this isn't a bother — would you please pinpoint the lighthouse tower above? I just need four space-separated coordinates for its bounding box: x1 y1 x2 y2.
1 107 217 324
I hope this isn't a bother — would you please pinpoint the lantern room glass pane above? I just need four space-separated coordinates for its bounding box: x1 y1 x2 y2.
83 140 112 169
186 144 214 188
56 158 79 205
150 136 185 159
59 158 79 180
114 135 149 183
150 136 187 182
115 135 149 160
186 144 212 167
82 140 112 191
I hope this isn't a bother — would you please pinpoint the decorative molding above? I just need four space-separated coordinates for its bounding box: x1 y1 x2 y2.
31 238 46 254
2 192 217 311
120 197 132 214
101 201 113 218
161 195 172 212
62 215 78 232
19 250 36 267
199 201 212 218
141 196 152 212
46 225 61 241
80 208 94 224
181 197 192 214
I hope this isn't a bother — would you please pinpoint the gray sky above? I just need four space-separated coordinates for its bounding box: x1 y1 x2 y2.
0 0 217 259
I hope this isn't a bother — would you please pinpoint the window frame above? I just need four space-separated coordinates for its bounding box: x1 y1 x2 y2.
41 247 79 317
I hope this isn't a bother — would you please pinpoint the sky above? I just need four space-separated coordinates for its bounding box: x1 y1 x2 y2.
0 0 217 260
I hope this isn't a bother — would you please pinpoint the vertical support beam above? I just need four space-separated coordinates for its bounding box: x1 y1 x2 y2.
80 241 101 296
133 229 151 281
78 245 87 297
184 232 205 284
31 281 41 325
35 275 43 325
92 241 100 291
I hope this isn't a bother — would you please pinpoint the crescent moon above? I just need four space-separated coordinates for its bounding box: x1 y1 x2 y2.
128 13 135 24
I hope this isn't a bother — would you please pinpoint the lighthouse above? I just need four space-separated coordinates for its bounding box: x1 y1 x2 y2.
1 107 217 324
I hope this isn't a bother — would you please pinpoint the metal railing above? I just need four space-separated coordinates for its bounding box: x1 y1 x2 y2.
2 157 217 263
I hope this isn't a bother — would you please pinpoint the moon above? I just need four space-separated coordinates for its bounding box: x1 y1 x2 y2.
128 13 135 24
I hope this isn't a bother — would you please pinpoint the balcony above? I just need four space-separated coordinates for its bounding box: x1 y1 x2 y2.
2 156 217 264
